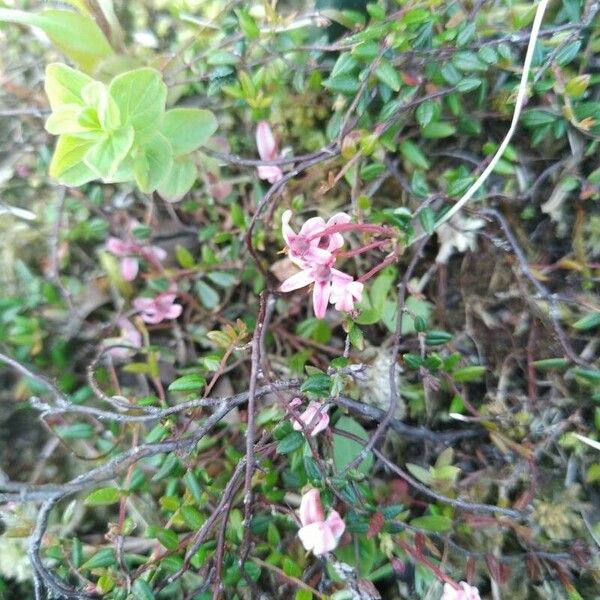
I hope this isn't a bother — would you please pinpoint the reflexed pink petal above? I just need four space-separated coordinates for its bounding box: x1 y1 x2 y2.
106 238 129 255
164 303 183 320
310 410 329 435
330 268 353 287
299 216 327 238
147 245 167 262
327 213 352 227
310 522 338 555
289 397 302 409
257 165 283 183
121 257 139 281
297 521 321 552
140 309 163 324
312 280 330 319
325 509 345 540
325 213 352 251
440 582 481 600
298 402 329 435
302 247 335 266
282 210 296 246
256 121 278 160
331 280 363 312
280 269 314 292
118 318 142 348
299 489 324 526
133 298 154 311
293 403 318 429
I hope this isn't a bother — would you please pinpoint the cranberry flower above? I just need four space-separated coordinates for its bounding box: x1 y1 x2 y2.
441 582 481 600
282 210 351 267
106 236 166 282
133 291 182 324
330 279 364 313
255 121 283 183
103 318 142 360
280 260 357 319
289 399 329 436
297 489 345 555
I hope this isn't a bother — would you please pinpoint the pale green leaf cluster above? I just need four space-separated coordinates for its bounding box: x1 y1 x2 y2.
44 64 218 201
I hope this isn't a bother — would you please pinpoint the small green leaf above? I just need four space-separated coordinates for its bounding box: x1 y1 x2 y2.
45 63 93 110
452 365 486 382
453 51 488 72
425 330 453 346
109 68 167 142
152 453 181 481
84 126 134 181
399 140 429 169
196 280 220 310
155 528 179 550
276 431 305 454
456 78 482 92
410 515 452 532
49 135 96 186
375 60 401 92
322 75 360 94
160 108 218 156
571 368 600 383
422 122 456 138
168 374 206 393
532 358 570 370
565 74 591 98
207 271 237 288
84 487 122 506
235 8 259 39
572 312 600 331
555 40 581 66
55 423 94 439
180 505 205 529
300 373 332 396
134 133 173 193
522 110 557 127
156 156 197 202
132 579 154 600
406 463 431 484
0 9 113 72
419 207 435 235
175 245 195 268
416 100 435 127
81 548 115 570
333 416 373 474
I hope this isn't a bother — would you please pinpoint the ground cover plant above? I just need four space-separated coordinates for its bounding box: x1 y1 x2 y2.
0 0 599 599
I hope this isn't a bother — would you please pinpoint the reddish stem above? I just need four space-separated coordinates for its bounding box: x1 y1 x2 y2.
336 239 391 258
397 538 459 590
357 251 399 283
306 222 394 241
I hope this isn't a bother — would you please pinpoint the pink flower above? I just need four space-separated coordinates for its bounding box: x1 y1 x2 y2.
133 292 182 324
280 260 354 319
256 121 283 183
106 237 166 282
297 489 345 555
282 210 351 268
103 318 142 359
290 399 329 436
441 582 481 600
330 279 363 313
